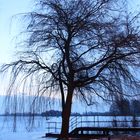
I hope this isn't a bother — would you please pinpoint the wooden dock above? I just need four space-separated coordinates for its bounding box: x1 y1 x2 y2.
46 127 140 139
45 115 140 139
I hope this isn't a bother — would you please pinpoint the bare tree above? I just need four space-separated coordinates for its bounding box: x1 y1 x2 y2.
1 0 140 138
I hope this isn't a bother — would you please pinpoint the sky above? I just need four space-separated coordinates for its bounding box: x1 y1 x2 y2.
0 0 139 64
0 0 140 112
0 0 33 64
0 0 108 112
0 0 35 97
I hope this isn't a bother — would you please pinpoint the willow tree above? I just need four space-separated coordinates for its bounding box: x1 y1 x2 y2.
1 0 140 138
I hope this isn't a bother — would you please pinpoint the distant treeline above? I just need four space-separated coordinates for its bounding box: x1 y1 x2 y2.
1 112 41 116
1 111 140 117
41 99 140 117
41 110 111 117
1 98 140 117
0 110 80 117
41 110 140 117
41 110 81 117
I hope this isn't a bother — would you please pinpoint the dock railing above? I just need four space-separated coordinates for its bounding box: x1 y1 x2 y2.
46 121 61 133
46 115 140 134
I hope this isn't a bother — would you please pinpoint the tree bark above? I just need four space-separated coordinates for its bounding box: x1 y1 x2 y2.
60 86 74 138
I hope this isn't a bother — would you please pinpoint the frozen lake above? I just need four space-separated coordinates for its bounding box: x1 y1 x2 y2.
0 115 140 140
0 116 55 140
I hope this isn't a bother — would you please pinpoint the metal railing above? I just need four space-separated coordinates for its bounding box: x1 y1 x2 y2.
46 115 140 134
46 121 61 133
70 116 81 131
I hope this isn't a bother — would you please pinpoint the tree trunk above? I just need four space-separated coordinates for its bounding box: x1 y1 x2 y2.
60 87 74 138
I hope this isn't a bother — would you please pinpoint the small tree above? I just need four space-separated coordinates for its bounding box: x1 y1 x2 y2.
1 0 140 138
110 98 131 115
131 99 140 115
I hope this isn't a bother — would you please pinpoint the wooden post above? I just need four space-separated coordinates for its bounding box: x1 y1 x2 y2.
55 122 57 133
48 122 50 133
81 116 82 127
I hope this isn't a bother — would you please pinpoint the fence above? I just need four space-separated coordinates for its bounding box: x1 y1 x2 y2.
46 115 140 134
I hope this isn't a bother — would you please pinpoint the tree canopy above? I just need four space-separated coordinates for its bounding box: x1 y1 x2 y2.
1 0 140 138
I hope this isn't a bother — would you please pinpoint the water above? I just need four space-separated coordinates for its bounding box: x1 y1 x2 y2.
0 115 139 140
0 116 55 140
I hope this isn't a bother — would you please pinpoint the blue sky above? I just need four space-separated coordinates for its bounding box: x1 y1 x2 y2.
0 0 139 113
0 0 140 65
0 0 34 96
0 0 139 94
0 0 33 64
